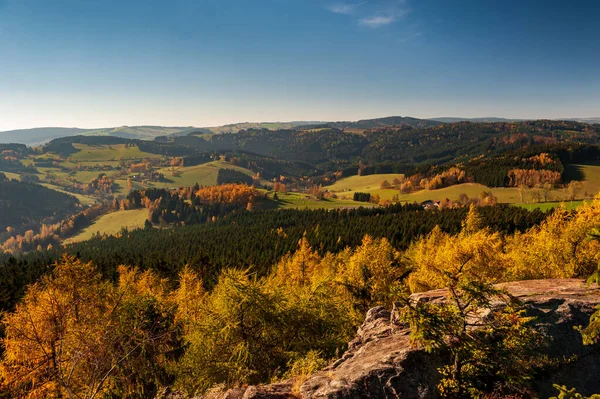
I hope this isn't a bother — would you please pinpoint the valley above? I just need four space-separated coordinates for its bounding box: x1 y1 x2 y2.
2 118 600 245
2 118 600 398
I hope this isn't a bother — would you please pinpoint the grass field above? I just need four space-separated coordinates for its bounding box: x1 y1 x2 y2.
66 209 148 243
327 173 405 192
514 200 585 212
275 192 372 209
153 161 257 188
70 144 161 162
70 170 105 183
568 164 600 197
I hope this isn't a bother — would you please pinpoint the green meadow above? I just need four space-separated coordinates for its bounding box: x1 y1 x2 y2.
66 208 149 243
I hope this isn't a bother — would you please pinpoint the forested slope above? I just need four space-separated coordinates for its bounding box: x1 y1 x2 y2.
0 173 80 238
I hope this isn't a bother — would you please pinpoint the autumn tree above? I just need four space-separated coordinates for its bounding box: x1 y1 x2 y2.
335 235 408 313
505 199 600 280
392 177 403 189
406 205 506 292
0 256 182 399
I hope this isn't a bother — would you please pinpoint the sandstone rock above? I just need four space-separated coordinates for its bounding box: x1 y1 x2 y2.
227 279 600 399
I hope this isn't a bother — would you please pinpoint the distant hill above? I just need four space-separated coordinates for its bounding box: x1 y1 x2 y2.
309 116 442 131
0 126 196 146
564 118 600 125
431 117 529 123
4 116 598 146
80 126 198 140
431 117 600 124
198 121 322 135
0 127 89 146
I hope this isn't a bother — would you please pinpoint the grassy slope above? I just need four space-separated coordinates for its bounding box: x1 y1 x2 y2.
514 201 585 212
66 209 148 243
70 144 161 162
81 126 193 140
571 164 600 196
153 161 257 188
327 173 405 192
275 192 370 210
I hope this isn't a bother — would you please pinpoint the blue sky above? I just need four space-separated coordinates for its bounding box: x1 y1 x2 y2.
0 0 598 130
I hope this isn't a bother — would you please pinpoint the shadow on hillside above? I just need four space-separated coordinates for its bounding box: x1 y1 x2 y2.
563 164 585 183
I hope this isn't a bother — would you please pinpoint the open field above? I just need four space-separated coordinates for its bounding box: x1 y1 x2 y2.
70 170 105 183
70 144 161 162
154 161 257 188
327 173 405 192
514 200 585 212
66 209 148 243
275 192 371 210
566 163 600 197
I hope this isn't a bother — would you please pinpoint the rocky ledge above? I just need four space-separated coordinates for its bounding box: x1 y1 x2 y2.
220 279 600 399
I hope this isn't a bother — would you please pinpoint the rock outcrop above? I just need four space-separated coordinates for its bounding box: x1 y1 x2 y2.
222 279 600 399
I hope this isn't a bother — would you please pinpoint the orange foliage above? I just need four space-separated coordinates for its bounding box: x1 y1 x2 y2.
194 184 260 205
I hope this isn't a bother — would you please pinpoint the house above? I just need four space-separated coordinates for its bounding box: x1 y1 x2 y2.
420 200 440 210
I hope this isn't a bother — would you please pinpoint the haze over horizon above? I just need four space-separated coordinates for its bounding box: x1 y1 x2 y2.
1 0 599 131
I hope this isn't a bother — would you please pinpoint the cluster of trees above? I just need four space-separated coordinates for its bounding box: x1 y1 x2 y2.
395 167 467 192
406 201 600 292
0 144 33 172
72 173 116 195
353 192 371 202
2 202 600 397
194 183 261 205
123 184 262 226
507 168 562 187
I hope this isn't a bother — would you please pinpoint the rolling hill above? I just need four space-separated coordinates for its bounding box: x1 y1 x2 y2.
0 126 196 145
0 117 439 145
308 116 442 131
0 127 89 145
4 117 598 146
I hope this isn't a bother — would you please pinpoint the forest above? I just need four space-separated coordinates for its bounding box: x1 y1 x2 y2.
0 201 599 398
0 173 80 239
35 120 600 185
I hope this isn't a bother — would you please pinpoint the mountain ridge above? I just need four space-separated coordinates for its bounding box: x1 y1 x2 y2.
3 116 599 146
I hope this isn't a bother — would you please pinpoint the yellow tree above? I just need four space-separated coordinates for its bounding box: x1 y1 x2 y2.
505 199 600 280
1 257 182 399
406 206 506 293
337 235 408 312
1 256 114 398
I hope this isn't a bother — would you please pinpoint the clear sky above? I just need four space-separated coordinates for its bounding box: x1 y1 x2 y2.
0 0 599 130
